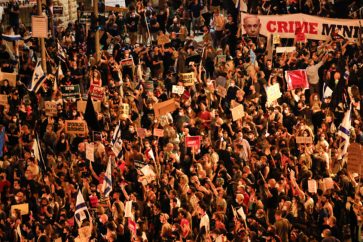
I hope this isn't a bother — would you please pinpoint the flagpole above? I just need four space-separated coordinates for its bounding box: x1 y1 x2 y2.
37 0 47 73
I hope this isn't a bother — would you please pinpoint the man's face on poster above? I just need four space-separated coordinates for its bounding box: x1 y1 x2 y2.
243 16 261 37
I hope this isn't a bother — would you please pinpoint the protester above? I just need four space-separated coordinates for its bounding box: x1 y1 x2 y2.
0 0 362 241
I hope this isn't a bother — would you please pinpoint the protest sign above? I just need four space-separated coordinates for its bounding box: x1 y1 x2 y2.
61 85 81 99
140 165 156 183
217 55 226 64
266 83 282 105
125 201 133 218
90 86 105 101
172 85 185 95
157 34 170 46
77 100 101 113
308 179 317 193
105 0 126 7
276 46 296 53
185 136 202 150
120 58 134 67
119 103 130 118
44 101 58 116
241 13 362 41
11 203 29 215
137 128 146 139
296 136 313 144
0 71 17 86
65 120 87 135
273 34 281 45
105 6 128 12
153 99 177 117
180 72 195 87
0 94 8 106
231 104 245 121
285 70 309 90
31 16 48 38
153 128 164 137
348 143 362 175
216 85 227 98
85 142 94 162
53 6 63 15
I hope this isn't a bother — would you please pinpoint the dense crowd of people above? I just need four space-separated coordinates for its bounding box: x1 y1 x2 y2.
0 0 362 241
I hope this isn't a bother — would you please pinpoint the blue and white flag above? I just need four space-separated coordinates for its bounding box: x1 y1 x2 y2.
28 61 46 92
31 136 46 171
74 189 90 227
57 42 67 63
337 105 352 160
102 158 113 197
1 34 22 41
250 49 256 64
111 122 123 158
323 82 333 99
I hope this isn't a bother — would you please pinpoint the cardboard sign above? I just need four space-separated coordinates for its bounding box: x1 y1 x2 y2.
61 85 81 99
172 85 185 95
125 201 133 218
308 179 317 193
31 16 48 38
276 46 296 53
348 143 362 175
216 85 227 98
144 81 154 92
153 128 164 137
157 34 170 46
90 86 105 101
65 120 87 135
137 128 146 138
153 99 177 117
53 6 63 15
105 6 128 12
0 94 8 106
77 100 101 113
120 58 134 67
266 83 282 104
140 165 156 183
217 55 226 64
180 72 195 87
296 136 313 144
273 34 281 45
44 101 58 116
11 203 29 215
185 136 202 150
120 103 130 118
231 104 245 121
0 71 17 86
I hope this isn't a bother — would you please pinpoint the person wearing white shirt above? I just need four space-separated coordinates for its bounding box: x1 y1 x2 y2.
199 203 210 234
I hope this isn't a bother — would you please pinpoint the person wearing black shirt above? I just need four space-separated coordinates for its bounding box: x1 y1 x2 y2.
126 7 140 46
7 0 20 34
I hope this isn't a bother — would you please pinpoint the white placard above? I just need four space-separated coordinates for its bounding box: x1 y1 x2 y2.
85 143 94 162
276 46 296 53
266 83 282 104
308 179 317 193
105 0 126 7
125 201 132 218
172 85 185 95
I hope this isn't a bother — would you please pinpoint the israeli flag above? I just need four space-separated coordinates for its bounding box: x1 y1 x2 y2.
102 158 113 197
74 190 90 227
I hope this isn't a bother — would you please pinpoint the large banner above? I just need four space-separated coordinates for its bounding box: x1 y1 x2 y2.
241 13 361 41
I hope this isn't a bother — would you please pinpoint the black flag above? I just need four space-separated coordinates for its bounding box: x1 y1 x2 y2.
84 94 100 131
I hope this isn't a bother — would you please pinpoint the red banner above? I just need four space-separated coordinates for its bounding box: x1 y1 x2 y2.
185 136 202 150
285 70 309 90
